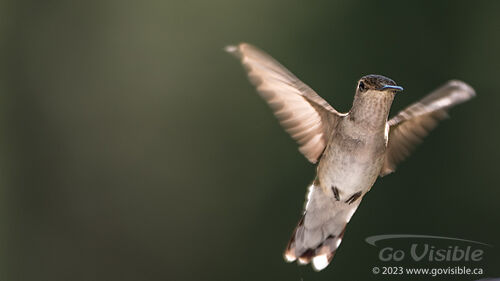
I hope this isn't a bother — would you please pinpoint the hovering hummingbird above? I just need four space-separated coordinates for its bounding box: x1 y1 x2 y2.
226 43 476 271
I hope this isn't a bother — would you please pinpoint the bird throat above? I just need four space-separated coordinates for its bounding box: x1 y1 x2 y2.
348 92 395 131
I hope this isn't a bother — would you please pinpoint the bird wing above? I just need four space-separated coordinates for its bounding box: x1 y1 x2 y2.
380 80 476 176
226 43 344 163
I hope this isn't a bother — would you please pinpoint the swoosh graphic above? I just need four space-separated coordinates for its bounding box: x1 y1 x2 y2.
365 234 492 247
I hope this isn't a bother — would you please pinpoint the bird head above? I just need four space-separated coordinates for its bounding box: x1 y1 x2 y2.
356 74 403 97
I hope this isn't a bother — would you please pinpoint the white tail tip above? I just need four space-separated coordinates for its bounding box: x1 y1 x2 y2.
312 254 329 271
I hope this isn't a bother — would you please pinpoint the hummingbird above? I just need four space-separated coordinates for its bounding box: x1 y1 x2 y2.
226 43 475 271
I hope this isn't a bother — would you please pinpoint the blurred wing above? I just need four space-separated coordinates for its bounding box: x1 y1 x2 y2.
380 80 476 176
226 43 344 163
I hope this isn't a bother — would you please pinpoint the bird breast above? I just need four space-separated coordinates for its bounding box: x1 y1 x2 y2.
316 122 387 200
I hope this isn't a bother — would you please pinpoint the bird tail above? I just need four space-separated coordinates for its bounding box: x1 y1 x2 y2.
283 183 361 271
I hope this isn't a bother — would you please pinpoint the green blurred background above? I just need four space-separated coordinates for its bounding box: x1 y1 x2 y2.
1 0 499 280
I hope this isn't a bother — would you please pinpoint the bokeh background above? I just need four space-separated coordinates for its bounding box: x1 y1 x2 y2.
1 0 499 280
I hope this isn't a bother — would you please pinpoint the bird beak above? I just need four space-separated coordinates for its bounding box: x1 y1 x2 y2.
380 85 404 92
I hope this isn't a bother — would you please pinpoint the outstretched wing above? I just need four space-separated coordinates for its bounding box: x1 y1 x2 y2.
226 43 344 163
380 80 476 176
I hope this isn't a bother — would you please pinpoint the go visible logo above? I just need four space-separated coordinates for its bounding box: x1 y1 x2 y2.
365 234 492 262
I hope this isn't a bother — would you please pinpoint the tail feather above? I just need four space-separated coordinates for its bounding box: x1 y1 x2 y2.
284 183 361 271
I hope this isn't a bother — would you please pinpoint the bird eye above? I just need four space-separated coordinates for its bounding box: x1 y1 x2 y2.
358 81 366 92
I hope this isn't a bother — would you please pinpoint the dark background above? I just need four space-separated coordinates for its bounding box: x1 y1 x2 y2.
1 0 499 280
